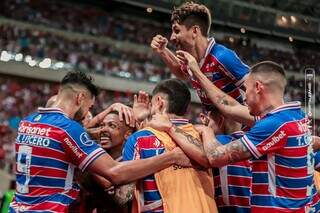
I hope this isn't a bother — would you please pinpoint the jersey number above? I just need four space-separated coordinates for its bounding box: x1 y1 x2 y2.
16 145 32 194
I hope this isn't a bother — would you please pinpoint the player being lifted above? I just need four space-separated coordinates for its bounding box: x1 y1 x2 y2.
151 2 249 113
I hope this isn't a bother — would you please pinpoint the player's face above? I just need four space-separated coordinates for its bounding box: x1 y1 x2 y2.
75 93 95 122
170 21 195 51
244 75 260 116
99 113 127 150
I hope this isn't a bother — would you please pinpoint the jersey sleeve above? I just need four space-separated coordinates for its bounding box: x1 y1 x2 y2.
240 118 288 159
122 134 138 161
61 122 105 171
122 130 159 161
215 47 249 87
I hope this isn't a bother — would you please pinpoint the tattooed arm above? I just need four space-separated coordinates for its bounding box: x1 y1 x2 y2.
112 183 135 206
176 50 255 127
149 113 210 168
195 125 252 167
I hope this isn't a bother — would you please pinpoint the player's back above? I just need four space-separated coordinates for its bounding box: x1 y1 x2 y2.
11 108 85 212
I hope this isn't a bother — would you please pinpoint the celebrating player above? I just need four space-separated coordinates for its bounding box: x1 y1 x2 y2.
10 71 191 212
151 2 249 112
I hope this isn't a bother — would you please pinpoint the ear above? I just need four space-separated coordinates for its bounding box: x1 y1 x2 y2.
124 129 133 140
255 81 264 94
76 92 85 106
192 26 198 38
157 96 168 113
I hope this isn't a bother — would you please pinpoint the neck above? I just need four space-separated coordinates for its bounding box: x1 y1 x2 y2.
259 93 284 115
194 36 209 63
51 97 76 119
109 145 123 159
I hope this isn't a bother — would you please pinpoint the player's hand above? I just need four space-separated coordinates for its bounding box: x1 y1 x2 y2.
176 50 200 74
109 103 135 127
172 147 192 167
148 108 173 132
133 91 151 122
151 35 168 54
87 126 104 140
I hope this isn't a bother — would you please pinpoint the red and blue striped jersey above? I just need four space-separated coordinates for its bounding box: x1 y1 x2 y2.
240 102 319 212
214 131 252 213
10 107 105 213
122 119 190 213
185 38 249 112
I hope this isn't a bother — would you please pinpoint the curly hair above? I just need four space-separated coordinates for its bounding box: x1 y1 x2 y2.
171 2 212 36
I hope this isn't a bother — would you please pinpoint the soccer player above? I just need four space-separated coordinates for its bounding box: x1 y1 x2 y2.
81 110 135 213
123 79 217 213
151 2 249 112
9 71 190 213
195 61 318 212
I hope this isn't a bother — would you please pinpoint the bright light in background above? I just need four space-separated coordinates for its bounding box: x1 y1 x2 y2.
25 55 32 63
146 7 153 13
281 16 287 23
39 58 51 68
0 51 11 62
15 53 23 61
289 36 293 42
290 16 296 23
240 27 246 34
28 60 37 67
229 37 234 43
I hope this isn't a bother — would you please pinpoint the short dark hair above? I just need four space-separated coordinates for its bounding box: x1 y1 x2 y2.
61 71 98 97
251 61 286 78
171 2 212 36
250 61 287 90
152 79 190 116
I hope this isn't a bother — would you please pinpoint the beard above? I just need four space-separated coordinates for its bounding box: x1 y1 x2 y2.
74 107 85 123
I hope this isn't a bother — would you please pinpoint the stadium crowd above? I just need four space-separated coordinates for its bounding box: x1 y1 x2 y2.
0 0 319 75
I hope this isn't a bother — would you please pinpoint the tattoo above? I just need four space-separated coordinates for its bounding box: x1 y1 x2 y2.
173 126 204 151
205 139 251 166
113 183 135 205
217 95 229 105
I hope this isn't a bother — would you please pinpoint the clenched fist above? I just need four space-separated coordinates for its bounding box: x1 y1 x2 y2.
150 34 168 54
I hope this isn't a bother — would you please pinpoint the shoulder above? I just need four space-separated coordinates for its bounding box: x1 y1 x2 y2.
125 129 154 143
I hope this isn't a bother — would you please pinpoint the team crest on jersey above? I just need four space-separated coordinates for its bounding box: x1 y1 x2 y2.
80 132 95 146
34 115 42 122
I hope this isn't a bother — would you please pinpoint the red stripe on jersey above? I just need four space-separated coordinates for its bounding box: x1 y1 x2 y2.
251 206 305 213
28 201 68 212
143 180 158 190
251 184 269 195
276 187 307 199
252 161 268 172
137 136 164 150
276 164 307 178
27 145 67 162
27 187 64 196
228 176 251 188
229 195 250 206
279 147 308 158
30 166 67 178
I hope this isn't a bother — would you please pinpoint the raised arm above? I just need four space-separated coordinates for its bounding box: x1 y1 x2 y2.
151 35 187 80
85 103 134 128
176 50 255 127
195 125 252 167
